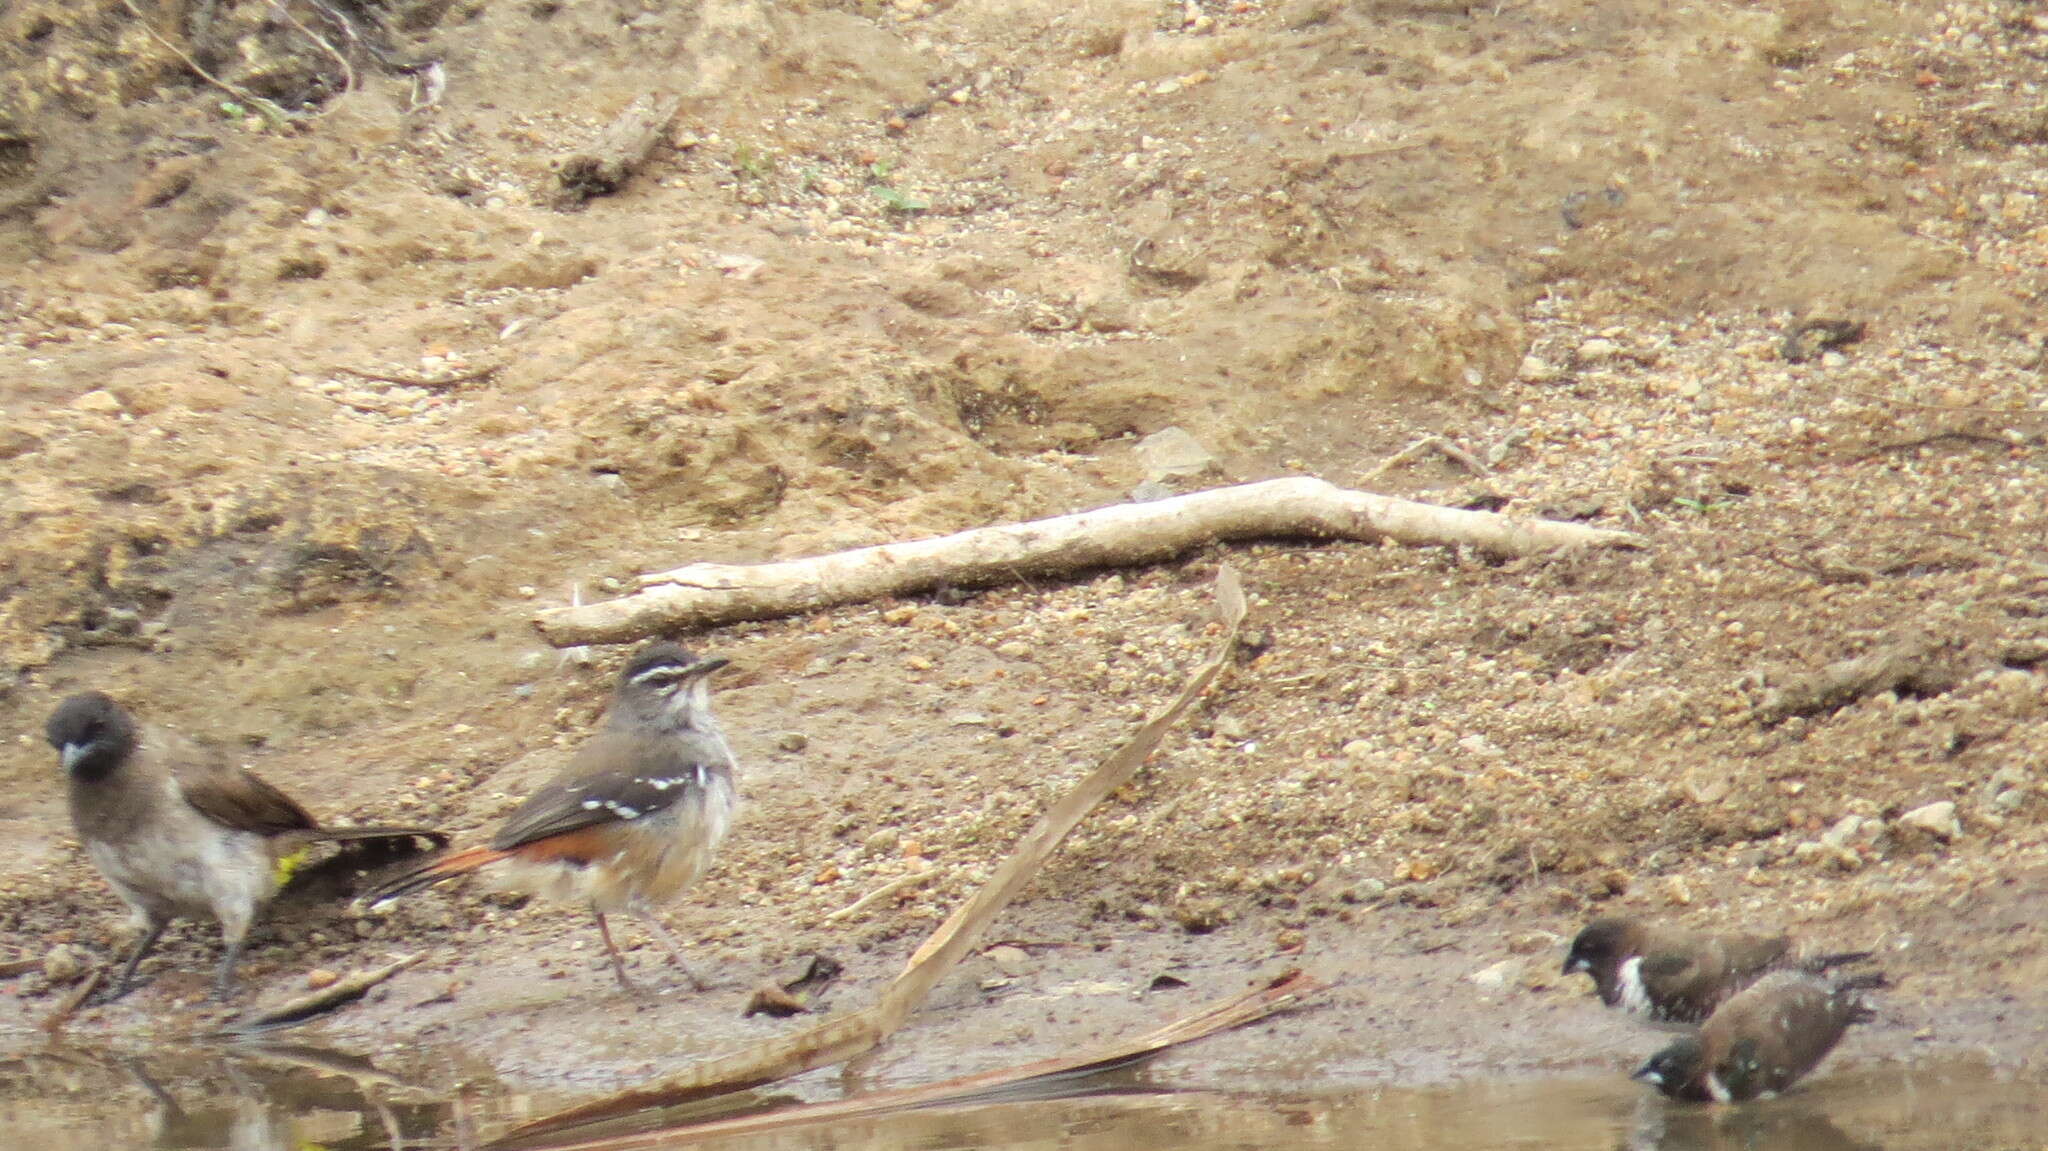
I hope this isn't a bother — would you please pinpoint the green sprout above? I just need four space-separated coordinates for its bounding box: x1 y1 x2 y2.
732 143 776 178
872 185 929 213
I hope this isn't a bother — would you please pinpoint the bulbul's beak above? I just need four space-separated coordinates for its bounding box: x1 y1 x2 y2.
687 656 731 677
59 742 87 772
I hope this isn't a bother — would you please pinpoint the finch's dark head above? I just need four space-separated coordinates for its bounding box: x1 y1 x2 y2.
1633 1034 1706 1096
45 692 139 781
615 642 730 729
1563 916 1640 977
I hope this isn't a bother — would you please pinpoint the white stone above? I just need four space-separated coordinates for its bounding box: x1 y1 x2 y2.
1898 800 1961 841
72 389 123 414
1135 425 1218 481
1468 958 1518 993
1820 814 1865 849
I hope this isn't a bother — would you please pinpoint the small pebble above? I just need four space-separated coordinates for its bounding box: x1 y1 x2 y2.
43 944 85 984
72 389 123 414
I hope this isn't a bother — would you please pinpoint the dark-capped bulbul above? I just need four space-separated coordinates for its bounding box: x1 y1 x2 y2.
361 642 737 989
1634 968 1884 1102
1563 916 1872 1024
46 692 447 999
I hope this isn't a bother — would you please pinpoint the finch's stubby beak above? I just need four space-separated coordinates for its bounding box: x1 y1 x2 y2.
59 742 87 772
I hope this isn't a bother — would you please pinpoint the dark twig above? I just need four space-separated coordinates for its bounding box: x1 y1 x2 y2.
40 967 106 1034
1768 551 1879 586
1855 430 2017 459
1843 389 2048 417
268 0 355 96
329 363 502 390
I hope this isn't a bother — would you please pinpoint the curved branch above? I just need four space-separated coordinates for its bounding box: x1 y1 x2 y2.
532 476 1644 647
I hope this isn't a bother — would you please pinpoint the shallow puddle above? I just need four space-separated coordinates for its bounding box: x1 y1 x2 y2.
0 1043 2038 1150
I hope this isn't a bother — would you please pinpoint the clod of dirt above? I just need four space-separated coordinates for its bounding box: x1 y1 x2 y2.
553 93 683 208
40 945 85 985
1754 639 1961 725
1782 317 1868 363
744 953 844 1017
1173 898 1230 934
744 984 809 1018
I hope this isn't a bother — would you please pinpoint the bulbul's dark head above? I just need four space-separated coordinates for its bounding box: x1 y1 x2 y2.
1563 916 1643 978
1633 1034 1706 1096
45 692 140 782
614 641 730 729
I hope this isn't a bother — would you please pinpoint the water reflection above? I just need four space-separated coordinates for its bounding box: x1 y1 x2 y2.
542 1067 2044 1151
0 1043 2038 1151
0 1040 447 1150
1622 1101 1877 1151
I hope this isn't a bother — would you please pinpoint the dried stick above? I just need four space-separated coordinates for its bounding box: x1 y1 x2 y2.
822 869 938 924
223 953 423 1033
517 971 1322 1150
1844 389 2048 417
496 569 1248 1143
533 477 1640 646
1430 438 1491 475
268 0 355 96
1364 435 1489 480
40 967 106 1034
328 363 502 390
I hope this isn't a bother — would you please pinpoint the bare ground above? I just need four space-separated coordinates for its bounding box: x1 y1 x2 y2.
1 0 2047 1104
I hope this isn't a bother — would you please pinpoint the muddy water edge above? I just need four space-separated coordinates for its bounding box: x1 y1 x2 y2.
0 1041 2038 1150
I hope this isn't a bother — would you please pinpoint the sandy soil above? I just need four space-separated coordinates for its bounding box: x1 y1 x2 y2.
1 0 2047 1105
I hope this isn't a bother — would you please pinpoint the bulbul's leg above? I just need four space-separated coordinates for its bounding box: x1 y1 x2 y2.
592 907 635 990
214 903 256 999
631 909 706 990
108 917 170 999
213 939 247 1000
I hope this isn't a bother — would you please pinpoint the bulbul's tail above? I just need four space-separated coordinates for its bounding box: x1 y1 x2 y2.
277 826 450 899
358 845 513 907
310 825 451 849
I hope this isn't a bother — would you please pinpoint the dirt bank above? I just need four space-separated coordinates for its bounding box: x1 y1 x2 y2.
1 0 2046 1104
